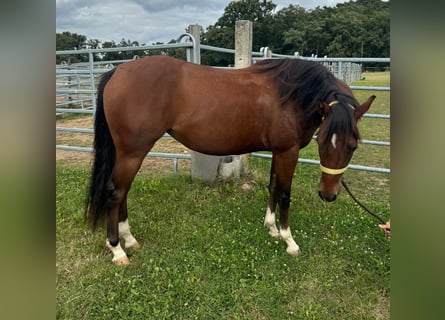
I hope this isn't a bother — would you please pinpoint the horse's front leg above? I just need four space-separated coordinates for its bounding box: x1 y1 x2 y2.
273 150 301 256
264 160 280 238
277 192 300 256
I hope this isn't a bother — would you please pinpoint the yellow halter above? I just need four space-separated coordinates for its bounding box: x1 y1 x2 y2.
320 164 348 175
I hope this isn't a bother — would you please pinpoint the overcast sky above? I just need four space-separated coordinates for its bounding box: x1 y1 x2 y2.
56 0 349 45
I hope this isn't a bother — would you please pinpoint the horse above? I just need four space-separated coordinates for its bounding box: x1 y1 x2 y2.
85 56 375 265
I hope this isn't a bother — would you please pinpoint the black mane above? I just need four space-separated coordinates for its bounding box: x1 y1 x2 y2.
253 58 360 142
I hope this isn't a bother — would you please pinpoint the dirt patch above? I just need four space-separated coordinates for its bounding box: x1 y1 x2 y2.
56 115 191 175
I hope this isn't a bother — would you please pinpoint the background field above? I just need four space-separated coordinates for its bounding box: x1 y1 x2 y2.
56 71 390 319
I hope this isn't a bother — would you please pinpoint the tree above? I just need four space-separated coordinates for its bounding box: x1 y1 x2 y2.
146 39 187 60
201 0 277 66
361 9 390 57
282 6 329 57
99 38 147 62
56 31 87 51
56 32 88 64
324 8 366 57
101 40 119 62
274 4 307 55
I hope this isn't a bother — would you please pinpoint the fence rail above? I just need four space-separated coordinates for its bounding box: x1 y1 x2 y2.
56 27 390 175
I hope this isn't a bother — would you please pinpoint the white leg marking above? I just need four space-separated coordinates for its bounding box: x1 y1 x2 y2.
264 207 280 238
280 227 300 256
119 219 140 249
106 239 129 264
331 133 337 149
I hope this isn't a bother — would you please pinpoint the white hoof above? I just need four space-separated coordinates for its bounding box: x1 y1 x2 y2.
286 247 301 256
264 207 280 238
106 239 129 265
268 229 280 238
125 239 141 249
280 227 300 256
113 255 130 266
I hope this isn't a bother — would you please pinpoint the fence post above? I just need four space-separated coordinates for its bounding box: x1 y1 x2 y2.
338 61 343 81
187 24 201 64
218 20 252 178
235 20 253 68
89 51 96 111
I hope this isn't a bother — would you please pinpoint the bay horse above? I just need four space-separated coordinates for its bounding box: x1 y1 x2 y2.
86 56 374 265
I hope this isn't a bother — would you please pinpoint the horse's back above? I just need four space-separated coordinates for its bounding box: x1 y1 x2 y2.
104 56 185 101
101 56 292 155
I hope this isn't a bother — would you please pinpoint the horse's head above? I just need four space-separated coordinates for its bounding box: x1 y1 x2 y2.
316 95 375 202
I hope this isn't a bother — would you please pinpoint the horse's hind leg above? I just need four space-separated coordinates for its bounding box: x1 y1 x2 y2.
118 197 140 249
106 153 146 265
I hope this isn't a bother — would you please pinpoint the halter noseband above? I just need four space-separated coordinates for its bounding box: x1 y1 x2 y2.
320 164 348 175
319 100 349 175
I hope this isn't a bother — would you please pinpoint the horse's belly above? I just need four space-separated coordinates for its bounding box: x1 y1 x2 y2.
168 128 265 156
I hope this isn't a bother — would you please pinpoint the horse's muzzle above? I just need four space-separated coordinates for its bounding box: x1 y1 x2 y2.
318 190 337 202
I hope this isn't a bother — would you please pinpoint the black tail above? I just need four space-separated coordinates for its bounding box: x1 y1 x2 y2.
85 68 117 230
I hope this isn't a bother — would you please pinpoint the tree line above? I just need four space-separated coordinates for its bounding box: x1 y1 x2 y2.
57 0 389 66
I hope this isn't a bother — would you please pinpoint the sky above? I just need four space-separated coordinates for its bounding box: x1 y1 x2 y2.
56 0 350 45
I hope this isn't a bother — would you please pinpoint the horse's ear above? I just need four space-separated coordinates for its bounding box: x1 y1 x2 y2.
355 95 376 119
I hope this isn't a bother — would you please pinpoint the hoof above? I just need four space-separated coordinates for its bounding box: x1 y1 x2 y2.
130 241 141 249
268 229 280 238
286 248 301 256
125 240 141 250
113 256 130 266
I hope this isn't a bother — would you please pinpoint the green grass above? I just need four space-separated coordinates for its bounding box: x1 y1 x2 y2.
56 71 390 319
57 164 389 319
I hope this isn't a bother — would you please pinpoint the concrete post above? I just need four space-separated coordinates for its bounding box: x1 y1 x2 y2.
187 24 201 64
235 20 253 68
218 20 252 178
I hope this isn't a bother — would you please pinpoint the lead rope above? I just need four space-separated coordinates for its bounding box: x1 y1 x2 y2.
341 177 390 238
